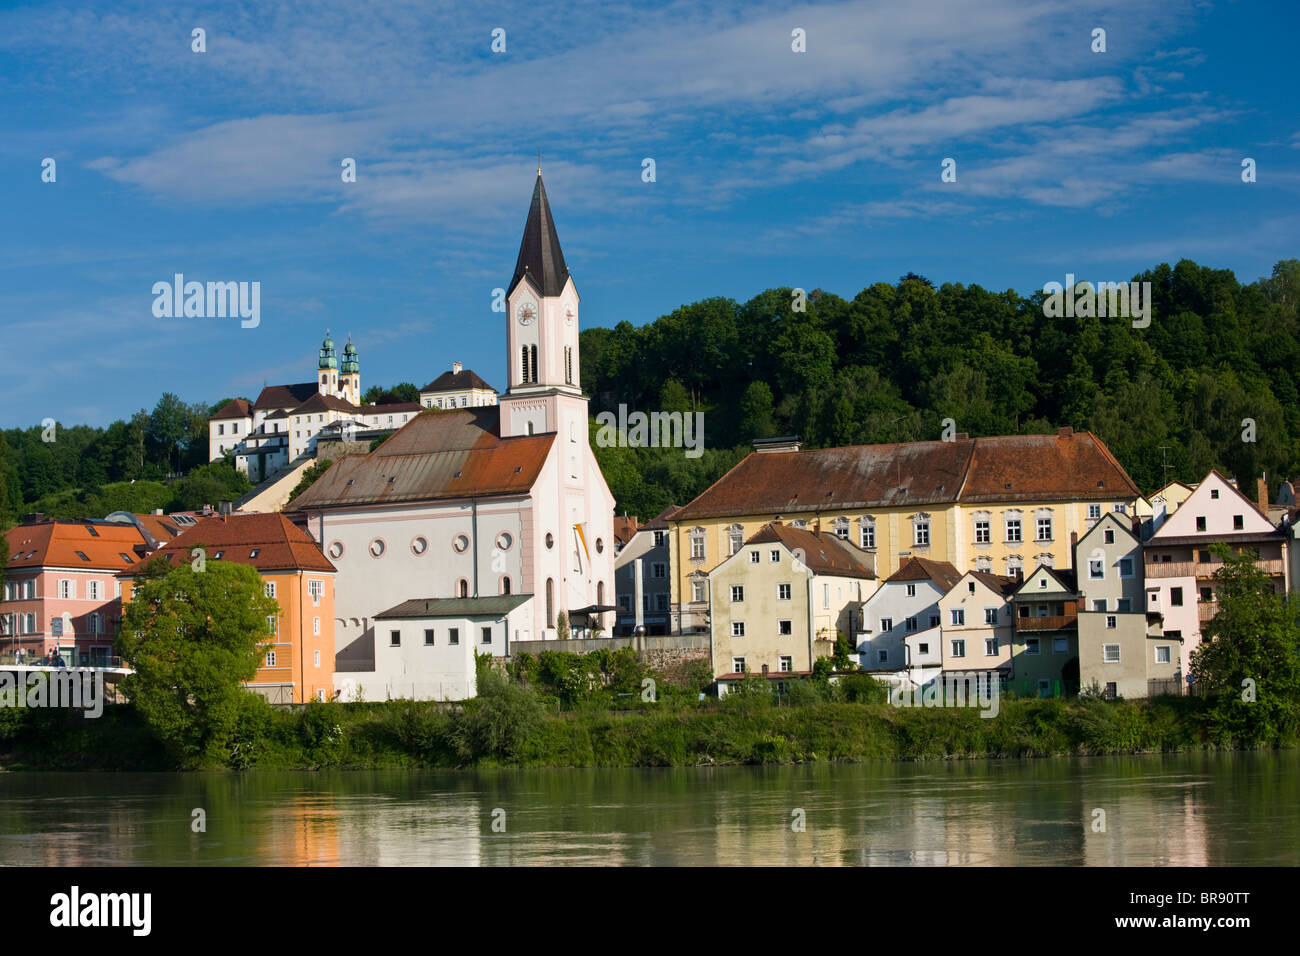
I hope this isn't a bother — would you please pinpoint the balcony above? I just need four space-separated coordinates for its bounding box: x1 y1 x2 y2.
1145 558 1284 579
1197 601 1219 623
1016 614 1077 632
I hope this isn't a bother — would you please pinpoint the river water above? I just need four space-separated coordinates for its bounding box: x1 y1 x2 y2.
1 751 1295 865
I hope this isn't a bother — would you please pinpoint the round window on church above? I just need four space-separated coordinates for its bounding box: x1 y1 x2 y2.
496 532 513 552
369 538 385 558
328 541 344 559
453 534 470 553
545 532 554 550
411 536 428 556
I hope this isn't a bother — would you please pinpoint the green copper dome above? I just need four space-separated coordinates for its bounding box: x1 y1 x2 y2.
318 330 338 370
342 337 359 374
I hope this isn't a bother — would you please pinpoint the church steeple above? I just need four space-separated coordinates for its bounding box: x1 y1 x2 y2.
508 173 569 297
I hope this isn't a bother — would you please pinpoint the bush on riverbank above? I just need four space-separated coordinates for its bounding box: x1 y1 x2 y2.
2 681 1294 771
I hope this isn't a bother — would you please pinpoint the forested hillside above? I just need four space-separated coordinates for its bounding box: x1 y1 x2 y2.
584 258 1300 519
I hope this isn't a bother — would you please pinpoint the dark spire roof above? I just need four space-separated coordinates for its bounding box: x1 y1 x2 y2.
508 173 569 297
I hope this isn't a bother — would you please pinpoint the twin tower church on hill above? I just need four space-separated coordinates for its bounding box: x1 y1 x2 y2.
207 174 616 687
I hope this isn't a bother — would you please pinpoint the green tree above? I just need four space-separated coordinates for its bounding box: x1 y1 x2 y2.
286 459 333 504
1190 544 1300 743
147 393 191 472
117 560 278 767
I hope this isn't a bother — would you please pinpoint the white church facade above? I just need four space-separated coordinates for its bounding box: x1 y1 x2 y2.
287 172 617 700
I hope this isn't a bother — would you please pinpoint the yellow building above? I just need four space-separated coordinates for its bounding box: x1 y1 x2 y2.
669 429 1140 633
708 523 876 686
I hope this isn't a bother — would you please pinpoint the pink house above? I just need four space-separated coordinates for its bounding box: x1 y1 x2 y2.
1 520 149 666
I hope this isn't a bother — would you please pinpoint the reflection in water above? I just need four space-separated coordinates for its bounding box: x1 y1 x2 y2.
0 752 1295 866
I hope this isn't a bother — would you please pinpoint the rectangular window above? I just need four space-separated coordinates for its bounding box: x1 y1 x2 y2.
691 580 707 602
906 616 917 632
1089 559 1104 580
58 580 73 599
861 523 875 549
984 607 998 625
449 628 459 645
390 630 401 646
1105 615 1117 630
652 562 667 578
690 536 705 560
731 585 744 603
312 616 320 636
1155 645 1171 664
1026 638 1040 655
777 583 791 601
732 622 745 637
918 643 928 654
772 619 791 637
1088 504 1101 520
779 656 792 673
314 650 321 667
1118 557 1134 578
1036 518 1052 541
877 649 888 663
1103 529 1115 544
308 579 324 603
1006 518 1022 542
1053 637 1068 653
770 549 781 562
1092 599 1106 612
1233 514 1244 530
1195 516 1206 532
267 615 277 635
1200 586 1212 603
905 583 916 597
481 627 492 645
951 609 965 625
748 551 760 564
974 520 990 543
1116 598 1131 612
950 639 965 658
985 637 998 656
930 615 939 628
265 651 276 667
732 658 746 674
914 520 930 546
424 628 435 646
1114 503 1126 513
1170 587 1184 607
880 617 893 633
1103 643 1121 663
823 584 830 609
653 531 666 547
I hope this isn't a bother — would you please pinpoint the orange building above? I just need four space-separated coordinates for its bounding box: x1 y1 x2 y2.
119 513 337 703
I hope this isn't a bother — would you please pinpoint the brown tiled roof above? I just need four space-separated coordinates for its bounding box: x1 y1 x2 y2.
3 521 147 571
289 392 359 415
419 369 495 394
1015 566 1077 595
211 398 252 420
885 556 963 591
612 516 639 546
134 513 214 546
286 407 554 510
147 513 335 573
745 524 875 579
672 431 1140 521
641 506 682 530
967 570 1019 596
254 382 319 410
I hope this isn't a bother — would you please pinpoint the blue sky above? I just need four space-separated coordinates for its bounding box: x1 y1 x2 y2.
1 0 1297 428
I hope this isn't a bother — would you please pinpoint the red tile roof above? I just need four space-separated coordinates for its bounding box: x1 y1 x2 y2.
885 556 964 591
254 382 319 410
420 368 495 394
211 398 252 420
146 513 336 573
286 407 555 510
745 523 875 579
641 505 682 530
673 431 1140 521
3 521 147 571
289 392 359 415
612 516 639 546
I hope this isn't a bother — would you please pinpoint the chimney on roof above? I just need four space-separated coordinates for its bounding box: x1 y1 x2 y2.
1256 477 1269 516
1057 426 1073 437
152 509 164 516
452 361 463 374
754 436 802 453
219 500 233 516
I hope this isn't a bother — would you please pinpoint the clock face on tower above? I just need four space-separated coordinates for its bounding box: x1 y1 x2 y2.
517 302 536 326
564 307 575 326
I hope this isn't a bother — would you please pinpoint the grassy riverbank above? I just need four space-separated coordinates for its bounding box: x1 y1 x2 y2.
1 691 1293 772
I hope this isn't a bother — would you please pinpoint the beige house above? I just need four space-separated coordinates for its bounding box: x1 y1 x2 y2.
669 429 1140 633
709 523 875 689
1008 565 1079 696
936 570 1017 680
